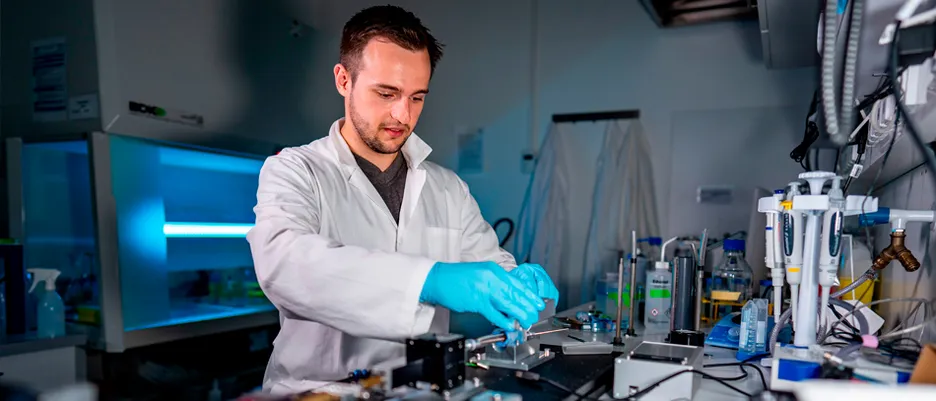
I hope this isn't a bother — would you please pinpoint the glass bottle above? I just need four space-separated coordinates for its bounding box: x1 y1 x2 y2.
711 239 754 303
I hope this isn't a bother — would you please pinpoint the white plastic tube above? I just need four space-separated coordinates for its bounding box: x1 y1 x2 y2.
795 212 823 347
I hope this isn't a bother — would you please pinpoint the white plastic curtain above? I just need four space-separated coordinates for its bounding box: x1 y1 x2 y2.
580 119 661 306
514 123 572 308
515 119 660 310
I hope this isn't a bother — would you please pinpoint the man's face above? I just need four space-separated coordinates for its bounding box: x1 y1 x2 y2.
337 38 431 154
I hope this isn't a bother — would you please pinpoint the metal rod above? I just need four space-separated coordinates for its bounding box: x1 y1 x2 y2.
626 257 638 336
466 328 570 351
613 256 626 343
695 229 707 331
552 109 640 123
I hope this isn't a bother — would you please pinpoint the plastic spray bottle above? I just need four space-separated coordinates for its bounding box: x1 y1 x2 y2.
644 237 676 334
28 268 65 338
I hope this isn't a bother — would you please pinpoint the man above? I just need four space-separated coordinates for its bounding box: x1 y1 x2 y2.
247 5 559 394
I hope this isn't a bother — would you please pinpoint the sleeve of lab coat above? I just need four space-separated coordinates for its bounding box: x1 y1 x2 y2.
455 177 518 270
247 154 436 340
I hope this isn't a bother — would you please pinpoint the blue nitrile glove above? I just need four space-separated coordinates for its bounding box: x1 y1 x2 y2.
493 328 524 349
509 263 560 304
420 261 545 330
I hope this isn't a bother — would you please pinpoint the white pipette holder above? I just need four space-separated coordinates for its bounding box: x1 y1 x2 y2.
759 171 879 348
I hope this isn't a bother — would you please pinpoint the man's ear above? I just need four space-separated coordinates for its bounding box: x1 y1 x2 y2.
335 64 351 97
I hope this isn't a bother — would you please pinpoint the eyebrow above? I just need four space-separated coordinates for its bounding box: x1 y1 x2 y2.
374 84 429 96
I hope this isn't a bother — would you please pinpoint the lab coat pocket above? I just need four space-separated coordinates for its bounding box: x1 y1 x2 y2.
424 227 461 263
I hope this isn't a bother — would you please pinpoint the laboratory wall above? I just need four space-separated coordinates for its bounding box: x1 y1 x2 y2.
295 1 815 248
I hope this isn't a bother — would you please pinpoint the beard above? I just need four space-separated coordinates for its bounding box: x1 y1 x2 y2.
349 96 410 155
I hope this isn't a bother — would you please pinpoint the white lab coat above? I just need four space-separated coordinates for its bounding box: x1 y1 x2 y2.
247 119 516 394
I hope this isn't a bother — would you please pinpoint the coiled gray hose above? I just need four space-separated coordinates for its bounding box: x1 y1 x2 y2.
838 0 864 145
769 268 877 355
821 0 842 143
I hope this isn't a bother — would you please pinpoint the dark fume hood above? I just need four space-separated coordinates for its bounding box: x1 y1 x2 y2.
641 0 758 27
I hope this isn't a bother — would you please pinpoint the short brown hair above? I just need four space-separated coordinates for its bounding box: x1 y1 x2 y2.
340 5 444 81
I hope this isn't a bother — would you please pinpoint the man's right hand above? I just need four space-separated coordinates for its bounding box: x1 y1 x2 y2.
419 261 545 330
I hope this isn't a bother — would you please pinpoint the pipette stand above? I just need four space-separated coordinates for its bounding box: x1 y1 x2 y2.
788 172 878 347
477 342 555 371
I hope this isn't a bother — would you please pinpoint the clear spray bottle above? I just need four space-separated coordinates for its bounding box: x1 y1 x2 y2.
28 268 65 338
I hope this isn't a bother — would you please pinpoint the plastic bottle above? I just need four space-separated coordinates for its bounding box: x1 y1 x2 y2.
207 379 222 401
28 268 66 338
644 260 672 333
738 300 757 354
738 298 768 359
711 239 754 303
754 298 769 353
595 271 629 329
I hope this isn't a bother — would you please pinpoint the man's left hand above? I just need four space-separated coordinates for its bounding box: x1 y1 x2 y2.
509 263 559 304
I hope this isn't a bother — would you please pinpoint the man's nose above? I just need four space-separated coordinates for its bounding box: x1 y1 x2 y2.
390 99 412 125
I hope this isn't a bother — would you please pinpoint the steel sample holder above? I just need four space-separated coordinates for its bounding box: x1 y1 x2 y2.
477 342 555 371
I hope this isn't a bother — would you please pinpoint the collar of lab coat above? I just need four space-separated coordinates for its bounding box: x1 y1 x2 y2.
329 118 432 177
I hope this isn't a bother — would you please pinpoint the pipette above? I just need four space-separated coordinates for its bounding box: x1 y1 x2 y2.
782 182 804 331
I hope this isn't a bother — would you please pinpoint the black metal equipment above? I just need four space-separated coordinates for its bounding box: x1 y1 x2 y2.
667 257 705 346
391 334 467 392
1 243 26 335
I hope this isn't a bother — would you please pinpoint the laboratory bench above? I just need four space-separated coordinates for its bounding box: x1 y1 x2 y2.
0 332 87 392
475 302 769 400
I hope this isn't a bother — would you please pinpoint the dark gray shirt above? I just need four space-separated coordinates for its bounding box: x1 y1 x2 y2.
353 153 408 224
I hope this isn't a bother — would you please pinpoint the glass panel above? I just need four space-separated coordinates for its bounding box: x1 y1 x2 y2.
21 140 100 328
109 135 272 331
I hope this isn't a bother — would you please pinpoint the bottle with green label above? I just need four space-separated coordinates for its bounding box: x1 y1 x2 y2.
644 260 672 333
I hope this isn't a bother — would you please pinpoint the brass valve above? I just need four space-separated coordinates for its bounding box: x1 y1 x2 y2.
871 230 921 272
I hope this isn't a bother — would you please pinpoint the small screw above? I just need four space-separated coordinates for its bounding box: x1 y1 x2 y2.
409 341 414 345
449 347 454 352
448 379 453 387
436 343 441 348
458 375 463 380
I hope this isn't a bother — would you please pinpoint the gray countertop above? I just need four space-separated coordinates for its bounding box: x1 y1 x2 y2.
0 333 86 357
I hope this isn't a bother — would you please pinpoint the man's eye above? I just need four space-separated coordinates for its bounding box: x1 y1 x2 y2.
412 97 425 103
378 92 394 99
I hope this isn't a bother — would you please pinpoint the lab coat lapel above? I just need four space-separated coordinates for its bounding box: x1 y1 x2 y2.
327 119 434 229
398 133 432 231
328 120 397 225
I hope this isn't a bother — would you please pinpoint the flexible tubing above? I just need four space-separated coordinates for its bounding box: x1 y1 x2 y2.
821 0 842 144
838 0 864 144
770 269 876 355
827 297 869 336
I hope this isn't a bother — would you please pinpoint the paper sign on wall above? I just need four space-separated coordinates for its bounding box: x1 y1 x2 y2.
31 37 68 122
69 94 99 120
697 185 734 204
457 128 484 174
